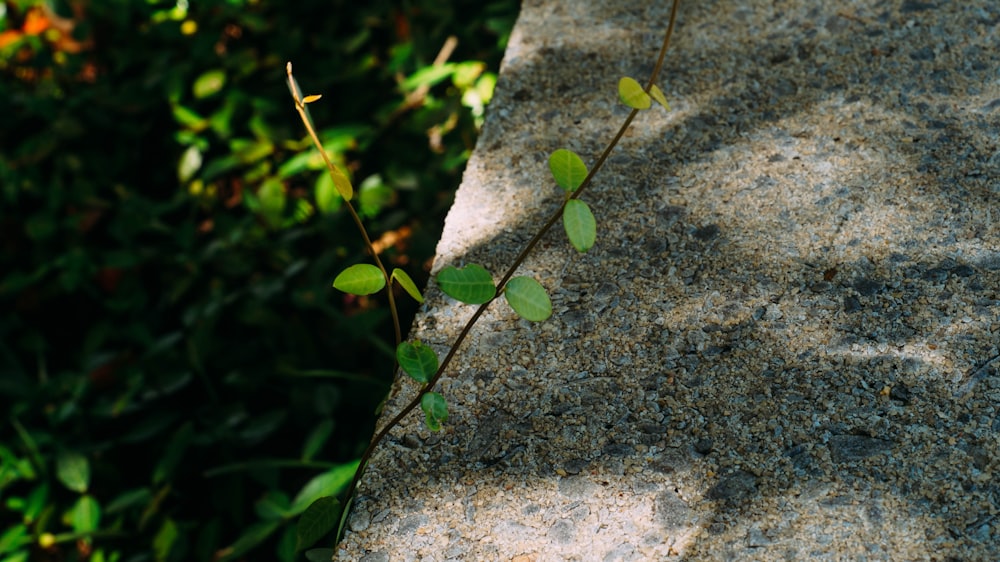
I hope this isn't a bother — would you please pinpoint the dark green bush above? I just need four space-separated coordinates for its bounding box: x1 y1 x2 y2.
0 0 515 560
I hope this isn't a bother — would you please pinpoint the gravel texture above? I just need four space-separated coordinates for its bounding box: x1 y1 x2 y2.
338 0 1000 560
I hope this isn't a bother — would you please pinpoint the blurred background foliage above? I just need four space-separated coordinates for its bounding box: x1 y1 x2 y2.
0 0 516 559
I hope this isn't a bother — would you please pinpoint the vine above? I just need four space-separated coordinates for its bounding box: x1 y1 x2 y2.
286 0 681 556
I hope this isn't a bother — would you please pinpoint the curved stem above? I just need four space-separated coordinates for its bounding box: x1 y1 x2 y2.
338 0 683 524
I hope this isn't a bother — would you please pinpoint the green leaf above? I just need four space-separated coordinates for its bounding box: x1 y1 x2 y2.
193 69 226 99
420 392 448 432
0 524 29 553
391 268 424 303
104 488 152 515
504 276 552 322
401 62 457 90
305 549 336 562
618 76 651 109
396 341 438 384
258 178 286 228
436 264 495 305
255 491 292 521
333 264 386 296
296 496 341 552
302 420 334 462
56 451 90 493
563 199 597 253
548 149 588 192
70 494 101 534
153 518 179 562
218 521 281 562
289 460 360 515
649 84 670 110
177 145 202 182
326 163 354 201
314 171 342 214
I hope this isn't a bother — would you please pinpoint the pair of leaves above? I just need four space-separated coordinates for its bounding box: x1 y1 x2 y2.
332 265 423 303
548 149 597 253
436 264 552 322
394 342 446 432
618 76 669 110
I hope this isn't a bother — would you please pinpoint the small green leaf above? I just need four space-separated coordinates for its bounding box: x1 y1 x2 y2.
396 341 438 384
56 451 89 493
333 264 386 295
649 84 670 110
327 164 354 201
178 145 203 182
504 276 552 322
258 178 286 228
153 518 179 562
420 392 448 432
289 460 360 515
618 76 651 109
391 268 424 303
193 69 226 99
563 199 597 253
548 149 589 192
70 495 101 534
153 423 193 485
436 264 495 305
296 497 341 552
301 419 334 462
254 491 292 521
314 170 342 214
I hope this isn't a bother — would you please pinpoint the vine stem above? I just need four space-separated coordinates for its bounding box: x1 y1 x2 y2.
336 0 681 539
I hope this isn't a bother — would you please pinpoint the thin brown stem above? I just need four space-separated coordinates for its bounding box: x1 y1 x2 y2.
337 0 683 529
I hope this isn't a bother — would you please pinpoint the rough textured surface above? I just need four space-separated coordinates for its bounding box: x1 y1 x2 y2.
339 0 1000 560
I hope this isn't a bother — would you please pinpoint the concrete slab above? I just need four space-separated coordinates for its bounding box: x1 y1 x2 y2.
338 0 1000 559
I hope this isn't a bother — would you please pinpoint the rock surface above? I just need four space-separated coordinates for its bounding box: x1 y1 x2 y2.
338 0 1000 559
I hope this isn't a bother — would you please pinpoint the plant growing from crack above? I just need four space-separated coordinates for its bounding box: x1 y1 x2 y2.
286 0 680 557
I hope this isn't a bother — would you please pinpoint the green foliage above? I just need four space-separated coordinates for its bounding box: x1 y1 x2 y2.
0 0 517 560
397 341 439 384
562 199 597 253
435 264 497 304
420 392 449 431
503 276 554 322
618 76 652 109
548 148 589 192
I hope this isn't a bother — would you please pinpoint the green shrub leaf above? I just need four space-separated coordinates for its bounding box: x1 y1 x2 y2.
420 392 448 432
70 495 101 534
548 149 588 192
649 84 670 110
296 497 341 552
436 264 495 304
391 268 424 303
618 76 651 109
396 341 438 384
333 264 386 295
563 199 597 253
193 69 226 99
504 276 552 321
153 518 179 562
327 163 354 201
289 461 360 515
56 451 90 493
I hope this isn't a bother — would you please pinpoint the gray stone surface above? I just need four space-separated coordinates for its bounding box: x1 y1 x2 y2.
338 0 1000 559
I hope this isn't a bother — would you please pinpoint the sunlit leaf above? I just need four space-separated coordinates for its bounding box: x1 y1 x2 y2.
289 460 360 515
296 497 341 552
420 392 448 432
302 94 322 104
327 164 353 201
70 495 101 534
314 172 342 214
504 276 552 321
563 199 597 253
618 76 651 109
391 268 423 303
333 264 385 296
436 264 495 304
193 69 226 99
396 341 438 384
402 63 457 90
56 451 89 493
178 145 202 182
153 518 179 562
649 84 670 110
548 149 588 192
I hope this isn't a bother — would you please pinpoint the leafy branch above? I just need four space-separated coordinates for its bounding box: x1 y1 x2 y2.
286 0 681 553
